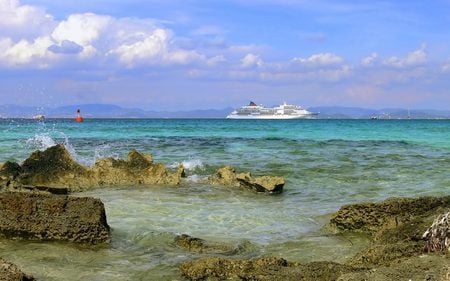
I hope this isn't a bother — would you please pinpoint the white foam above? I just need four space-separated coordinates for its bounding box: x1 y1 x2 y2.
170 159 204 170
25 133 57 150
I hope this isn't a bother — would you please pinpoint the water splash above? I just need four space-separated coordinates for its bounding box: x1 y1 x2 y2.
25 133 57 150
169 158 204 171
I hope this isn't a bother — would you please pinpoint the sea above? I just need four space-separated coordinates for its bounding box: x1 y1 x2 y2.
0 118 450 280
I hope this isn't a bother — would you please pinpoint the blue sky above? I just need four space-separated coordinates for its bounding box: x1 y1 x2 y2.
1 0 450 110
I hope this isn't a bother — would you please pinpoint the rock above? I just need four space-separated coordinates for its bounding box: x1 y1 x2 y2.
0 257 35 281
8 144 182 190
208 166 285 194
174 234 238 255
328 196 450 236
337 255 450 281
236 173 285 194
0 192 110 244
180 256 357 281
16 144 90 189
0 161 22 188
327 196 450 267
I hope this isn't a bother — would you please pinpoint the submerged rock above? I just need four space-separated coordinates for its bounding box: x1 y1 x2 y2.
174 234 239 255
0 257 35 281
4 144 183 191
0 192 110 244
208 166 285 194
180 256 357 281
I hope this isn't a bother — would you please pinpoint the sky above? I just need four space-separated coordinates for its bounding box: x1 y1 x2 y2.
1 0 450 110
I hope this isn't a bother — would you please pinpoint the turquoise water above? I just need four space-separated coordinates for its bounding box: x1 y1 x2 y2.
1 118 450 280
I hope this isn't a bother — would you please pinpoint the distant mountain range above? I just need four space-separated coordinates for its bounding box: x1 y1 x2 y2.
0 104 449 119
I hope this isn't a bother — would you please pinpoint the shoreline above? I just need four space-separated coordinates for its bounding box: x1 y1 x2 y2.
1 145 450 280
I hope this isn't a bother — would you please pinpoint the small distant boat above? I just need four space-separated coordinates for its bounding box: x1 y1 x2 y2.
33 114 45 120
226 101 318 119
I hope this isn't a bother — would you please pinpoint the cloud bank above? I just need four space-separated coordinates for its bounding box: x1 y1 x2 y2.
1 0 449 110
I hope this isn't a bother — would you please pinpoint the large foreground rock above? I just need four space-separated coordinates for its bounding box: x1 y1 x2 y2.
2 144 183 191
0 192 110 243
0 258 35 281
208 166 285 194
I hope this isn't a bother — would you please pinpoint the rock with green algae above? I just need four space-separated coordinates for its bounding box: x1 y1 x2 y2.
208 165 285 194
180 256 357 281
174 234 255 255
0 257 35 281
3 144 184 191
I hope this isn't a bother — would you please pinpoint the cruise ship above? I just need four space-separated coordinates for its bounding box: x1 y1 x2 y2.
226 101 318 119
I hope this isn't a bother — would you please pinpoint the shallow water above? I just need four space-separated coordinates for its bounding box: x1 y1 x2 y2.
0 118 449 280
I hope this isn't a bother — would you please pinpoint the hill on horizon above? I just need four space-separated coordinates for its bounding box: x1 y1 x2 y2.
0 104 449 119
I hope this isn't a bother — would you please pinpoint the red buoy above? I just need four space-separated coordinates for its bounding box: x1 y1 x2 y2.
76 108 83 123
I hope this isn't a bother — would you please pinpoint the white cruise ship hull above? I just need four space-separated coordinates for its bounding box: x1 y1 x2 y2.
226 114 316 119
227 101 318 119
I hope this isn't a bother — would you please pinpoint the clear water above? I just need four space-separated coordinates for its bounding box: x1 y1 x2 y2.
1 118 450 280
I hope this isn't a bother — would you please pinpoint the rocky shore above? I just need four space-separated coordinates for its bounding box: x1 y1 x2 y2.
1 145 450 280
179 196 450 281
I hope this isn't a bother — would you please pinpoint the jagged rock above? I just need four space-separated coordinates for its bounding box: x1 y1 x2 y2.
180 257 356 281
16 144 90 189
208 166 285 194
236 173 285 193
174 234 238 255
0 257 35 281
0 192 110 244
8 144 182 190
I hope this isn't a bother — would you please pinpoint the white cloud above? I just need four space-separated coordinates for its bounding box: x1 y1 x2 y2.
0 36 55 67
240 53 263 68
109 28 207 67
0 0 54 39
384 44 427 68
361 52 378 66
292 52 343 66
52 13 111 47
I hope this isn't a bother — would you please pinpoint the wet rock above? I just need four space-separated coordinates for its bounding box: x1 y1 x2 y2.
0 192 110 244
328 196 450 237
9 144 182 190
15 144 91 189
180 256 357 281
174 234 238 255
0 161 22 188
208 166 285 194
0 257 35 281
337 255 450 281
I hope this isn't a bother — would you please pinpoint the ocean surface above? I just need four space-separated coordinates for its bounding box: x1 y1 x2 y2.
1 118 450 280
